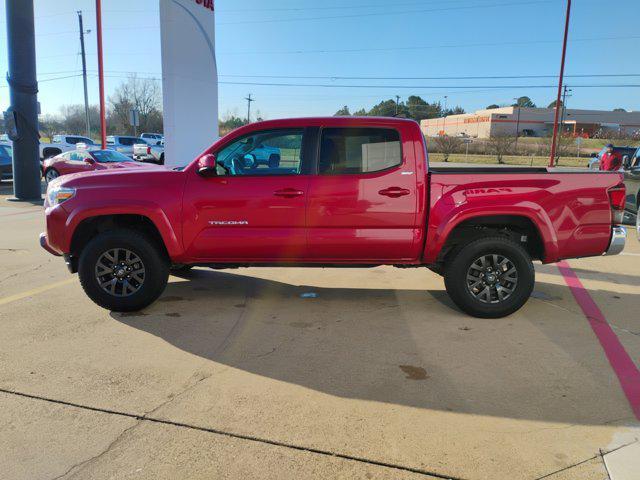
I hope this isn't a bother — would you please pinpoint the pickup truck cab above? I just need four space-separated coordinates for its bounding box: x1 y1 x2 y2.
140 133 164 145
106 136 141 158
40 135 97 160
41 117 627 318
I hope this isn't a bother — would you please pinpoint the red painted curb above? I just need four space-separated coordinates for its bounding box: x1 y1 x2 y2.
557 260 640 420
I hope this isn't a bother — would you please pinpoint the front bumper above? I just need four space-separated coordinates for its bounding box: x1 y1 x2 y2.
39 232 62 257
604 226 627 256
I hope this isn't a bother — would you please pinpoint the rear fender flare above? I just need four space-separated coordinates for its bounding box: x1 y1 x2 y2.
425 202 559 264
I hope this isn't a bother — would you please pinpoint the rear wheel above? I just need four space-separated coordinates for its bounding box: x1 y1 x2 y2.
78 230 169 312
444 236 534 318
44 168 59 184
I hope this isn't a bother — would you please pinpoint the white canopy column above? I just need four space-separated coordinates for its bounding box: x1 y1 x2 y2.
160 0 218 167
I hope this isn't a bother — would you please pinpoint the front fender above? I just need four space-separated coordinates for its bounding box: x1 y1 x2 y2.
63 200 182 257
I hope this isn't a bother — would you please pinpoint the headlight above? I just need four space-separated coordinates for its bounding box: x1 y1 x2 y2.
46 186 75 207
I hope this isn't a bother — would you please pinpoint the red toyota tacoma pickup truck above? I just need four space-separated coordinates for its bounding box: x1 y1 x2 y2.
41 117 627 318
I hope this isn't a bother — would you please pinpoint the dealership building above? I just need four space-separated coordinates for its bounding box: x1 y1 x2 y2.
420 107 640 138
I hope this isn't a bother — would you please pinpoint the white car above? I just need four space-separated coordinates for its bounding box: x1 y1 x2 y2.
40 134 97 160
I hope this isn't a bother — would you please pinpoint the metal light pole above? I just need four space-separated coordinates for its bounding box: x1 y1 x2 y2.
77 11 91 138
95 0 107 149
5 0 41 200
549 0 572 168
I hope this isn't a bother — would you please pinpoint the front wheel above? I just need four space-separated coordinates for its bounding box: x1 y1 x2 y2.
444 236 534 318
78 230 169 312
44 168 60 184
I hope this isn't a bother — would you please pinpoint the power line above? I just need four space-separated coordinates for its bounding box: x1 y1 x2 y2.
219 34 640 56
217 0 552 25
53 69 640 81
0 74 82 88
83 74 640 90
219 0 511 13
217 73 640 81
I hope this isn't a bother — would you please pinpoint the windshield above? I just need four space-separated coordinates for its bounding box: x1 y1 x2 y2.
91 150 133 163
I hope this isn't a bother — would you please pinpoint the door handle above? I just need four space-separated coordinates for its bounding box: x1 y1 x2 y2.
379 187 411 198
274 188 304 198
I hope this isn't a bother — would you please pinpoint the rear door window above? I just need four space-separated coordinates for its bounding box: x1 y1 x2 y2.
318 128 402 175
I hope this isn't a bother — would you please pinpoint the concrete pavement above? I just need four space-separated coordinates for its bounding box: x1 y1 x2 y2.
1 182 639 479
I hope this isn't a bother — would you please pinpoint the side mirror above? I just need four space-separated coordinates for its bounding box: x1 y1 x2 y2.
197 154 218 177
623 155 631 169
84 157 95 165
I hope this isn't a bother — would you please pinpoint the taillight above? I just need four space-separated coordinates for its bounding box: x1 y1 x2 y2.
147 146 151 155
608 184 626 224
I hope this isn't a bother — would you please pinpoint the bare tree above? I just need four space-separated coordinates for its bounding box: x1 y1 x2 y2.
108 75 163 135
432 135 463 162
487 134 516 164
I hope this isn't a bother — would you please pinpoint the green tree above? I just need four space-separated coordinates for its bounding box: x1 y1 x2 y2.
512 96 536 108
219 113 247 135
368 99 406 117
334 106 351 116
486 104 500 110
613 108 627 112
548 100 563 108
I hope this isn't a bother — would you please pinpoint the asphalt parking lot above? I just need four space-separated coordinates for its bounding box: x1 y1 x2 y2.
1 181 639 480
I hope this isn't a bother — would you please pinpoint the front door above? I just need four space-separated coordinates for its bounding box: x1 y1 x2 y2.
182 128 310 261
306 127 420 262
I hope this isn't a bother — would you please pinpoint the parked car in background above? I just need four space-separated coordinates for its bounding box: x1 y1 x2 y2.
43 148 155 184
0 142 12 182
41 117 627 318
588 145 637 170
140 133 164 145
622 146 640 231
106 136 141 158
40 135 97 160
133 139 165 165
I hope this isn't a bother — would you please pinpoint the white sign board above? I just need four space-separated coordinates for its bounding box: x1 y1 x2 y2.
160 0 218 167
129 109 140 127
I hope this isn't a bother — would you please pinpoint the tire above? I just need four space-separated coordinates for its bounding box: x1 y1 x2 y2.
444 236 534 319
78 229 169 312
44 168 60 184
268 154 281 168
159 153 165 165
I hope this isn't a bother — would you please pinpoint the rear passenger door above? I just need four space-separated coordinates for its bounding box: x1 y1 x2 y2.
306 127 420 261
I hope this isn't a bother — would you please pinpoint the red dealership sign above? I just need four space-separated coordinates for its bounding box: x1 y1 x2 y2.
195 0 214 11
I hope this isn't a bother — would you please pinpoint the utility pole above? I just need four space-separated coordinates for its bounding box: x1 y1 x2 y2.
513 98 521 150
5 0 41 200
549 0 572 168
395 95 400 115
559 85 572 134
95 0 107 149
77 11 91 138
245 94 254 123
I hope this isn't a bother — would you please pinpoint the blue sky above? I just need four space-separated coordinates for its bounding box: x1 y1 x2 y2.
0 0 639 121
